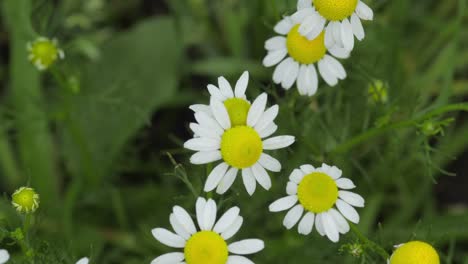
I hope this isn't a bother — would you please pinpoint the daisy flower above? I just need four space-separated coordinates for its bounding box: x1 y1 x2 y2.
388 241 439 264
295 0 374 51
263 13 349 96
184 92 295 195
189 71 251 127
269 163 364 242
27 37 65 71
0 249 9 264
151 197 264 264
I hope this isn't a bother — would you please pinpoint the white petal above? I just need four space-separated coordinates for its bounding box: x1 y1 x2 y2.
318 59 338 86
189 123 221 139
214 206 240 234
258 123 278 138
216 167 238 194
322 211 340 242
210 98 231 129
328 45 351 59
328 165 343 179
298 14 319 37
251 163 272 190
296 65 309 95
300 164 315 174
189 104 211 114
297 0 312 9
207 84 226 101
356 1 374 20
274 17 294 35
151 252 184 264
190 151 222 165
204 162 229 192
324 55 346 80
170 214 191 240
269 195 298 212
289 169 305 184
258 153 281 172
262 135 295 150
329 208 350 234
339 191 365 207
227 256 254 264
76 258 89 264
173 206 197 235
331 21 343 48
297 64 318 96
247 93 268 127
351 13 365 41
218 76 234 98
305 16 326 41
234 71 249 98
184 137 220 152
263 49 288 67
340 18 354 51
324 23 334 48
0 250 9 264
229 239 265 255
265 36 286 51
281 60 299 90
283 204 304 229
315 214 326 236
202 199 217 230
194 111 224 135
242 168 256 196
196 197 206 229
291 8 316 24
221 216 243 240
254 105 279 133
298 212 315 235
335 178 356 189
152 228 186 248
273 57 293 84
336 199 360 223
286 182 298 195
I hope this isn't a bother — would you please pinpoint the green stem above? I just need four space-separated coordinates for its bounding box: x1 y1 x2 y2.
331 103 468 154
349 223 390 260
3 0 59 208
0 126 21 188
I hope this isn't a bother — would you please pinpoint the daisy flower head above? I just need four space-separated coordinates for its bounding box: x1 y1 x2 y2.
151 197 264 264
263 13 350 96
184 92 295 195
27 37 65 71
11 186 40 214
269 163 364 242
388 241 439 264
295 0 374 51
0 249 9 264
190 71 251 127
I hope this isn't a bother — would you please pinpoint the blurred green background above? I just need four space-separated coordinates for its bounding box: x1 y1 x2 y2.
0 0 468 263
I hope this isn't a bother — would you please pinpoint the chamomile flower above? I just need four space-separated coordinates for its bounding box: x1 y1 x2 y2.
184 93 295 195
388 241 440 264
0 249 9 264
263 14 349 96
269 163 364 242
190 71 251 127
151 197 264 264
27 37 64 71
295 0 374 51
11 187 40 214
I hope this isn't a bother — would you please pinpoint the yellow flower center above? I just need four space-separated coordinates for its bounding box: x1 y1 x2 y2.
221 126 262 169
286 25 326 64
224 98 251 126
390 241 440 264
11 187 40 213
313 0 358 21
184 231 228 264
29 40 60 68
297 172 338 213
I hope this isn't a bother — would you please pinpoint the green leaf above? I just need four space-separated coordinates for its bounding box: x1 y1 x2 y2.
62 17 181 185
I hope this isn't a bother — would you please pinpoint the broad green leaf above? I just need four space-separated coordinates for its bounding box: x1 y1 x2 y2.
62 17 181 185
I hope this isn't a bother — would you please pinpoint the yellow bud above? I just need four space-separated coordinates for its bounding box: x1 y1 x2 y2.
11 187 40 214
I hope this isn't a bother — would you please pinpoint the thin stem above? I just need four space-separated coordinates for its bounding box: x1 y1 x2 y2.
331 103 468 154
349 223 390 260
